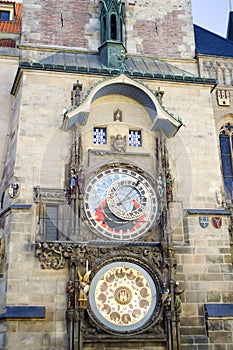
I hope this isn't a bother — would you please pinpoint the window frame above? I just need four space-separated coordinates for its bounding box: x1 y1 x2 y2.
219 122 233 202
0 10 10 21
129 129 142 147
93 127 107 145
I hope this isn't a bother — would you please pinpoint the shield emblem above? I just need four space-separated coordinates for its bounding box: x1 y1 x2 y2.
199 216 209 228
212 217 222 229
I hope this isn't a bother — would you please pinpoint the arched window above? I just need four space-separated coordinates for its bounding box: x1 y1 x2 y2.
219 122 233 201
110 14 117 40
102 16 106 42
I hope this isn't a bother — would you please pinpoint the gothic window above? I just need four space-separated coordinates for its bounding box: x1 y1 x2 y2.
94 127 107 144
102 16 106 42
44 205 59 241
219 123 233 200
100 0 124 44
129 130 141 147
110 14 117 40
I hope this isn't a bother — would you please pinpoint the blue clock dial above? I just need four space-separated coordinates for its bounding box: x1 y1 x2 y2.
84 168 158 240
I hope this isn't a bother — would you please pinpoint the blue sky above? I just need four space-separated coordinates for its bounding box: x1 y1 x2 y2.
191 0 230 38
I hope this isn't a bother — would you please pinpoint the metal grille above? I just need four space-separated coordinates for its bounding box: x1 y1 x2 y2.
93 128 107 144
129 130 141 147
45 206 59 241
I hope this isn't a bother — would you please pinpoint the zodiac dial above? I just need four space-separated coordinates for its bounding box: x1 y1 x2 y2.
88 262 158 333
84 167 158 240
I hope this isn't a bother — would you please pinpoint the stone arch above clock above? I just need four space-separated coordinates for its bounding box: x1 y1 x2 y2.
62 74 183 137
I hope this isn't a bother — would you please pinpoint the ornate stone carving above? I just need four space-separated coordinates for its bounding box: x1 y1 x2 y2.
110 134 127 153
36 242 69 269
33 188 65 200
35 241 169 271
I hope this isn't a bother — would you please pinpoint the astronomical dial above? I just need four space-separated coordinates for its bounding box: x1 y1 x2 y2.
107 179 147 220
84 167 158 240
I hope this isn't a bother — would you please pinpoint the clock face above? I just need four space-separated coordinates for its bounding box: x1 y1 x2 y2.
88 262 158 333
84 168 158 240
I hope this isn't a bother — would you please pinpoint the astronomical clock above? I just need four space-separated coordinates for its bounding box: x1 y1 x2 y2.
83 166 159 240
61 153 173 347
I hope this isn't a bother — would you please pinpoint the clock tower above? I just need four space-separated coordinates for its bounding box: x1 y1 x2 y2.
58 70 181 348
2 0 233 350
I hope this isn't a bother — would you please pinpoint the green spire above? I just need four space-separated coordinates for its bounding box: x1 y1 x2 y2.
100 0 124 44
99 0 126 69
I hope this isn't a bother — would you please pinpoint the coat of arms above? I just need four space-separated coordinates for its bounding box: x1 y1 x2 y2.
212 217 222 229
199 216 209 228
216 90 230 106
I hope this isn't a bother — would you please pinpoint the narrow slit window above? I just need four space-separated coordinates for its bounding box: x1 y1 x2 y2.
219 123 233 201
110 14 117 40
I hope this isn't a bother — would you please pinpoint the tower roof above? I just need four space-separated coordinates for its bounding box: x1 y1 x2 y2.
194 24 233 58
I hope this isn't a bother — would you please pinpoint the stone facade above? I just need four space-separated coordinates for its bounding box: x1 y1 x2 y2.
21 0 195 59
0 1 233 350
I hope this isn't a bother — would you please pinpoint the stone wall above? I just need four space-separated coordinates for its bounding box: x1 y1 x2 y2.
0 53 19 180
21 0 195 59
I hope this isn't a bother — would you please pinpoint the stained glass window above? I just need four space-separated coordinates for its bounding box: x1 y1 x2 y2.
94 128 107 144
129 130 141 147
219 123 233 200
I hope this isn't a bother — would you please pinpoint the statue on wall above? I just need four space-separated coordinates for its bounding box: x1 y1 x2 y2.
66 280 75 309
71 80 83 106
111 134 127 153
114 109 122 122
174 281 184 311
161 283 171 310
166 172 173 202
78 269 91 308
69 168 78 196
8 183 20 199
